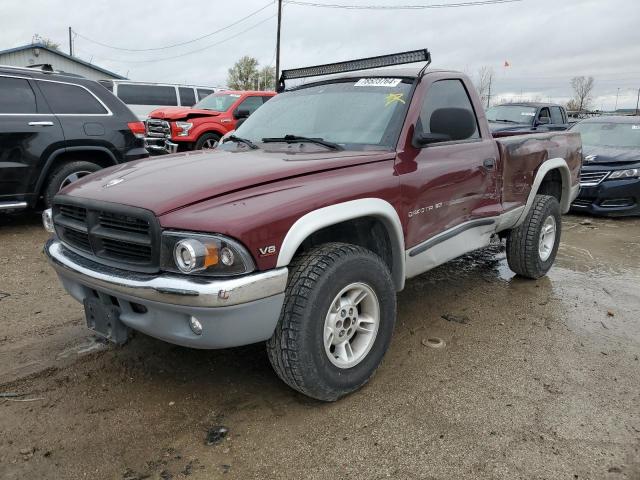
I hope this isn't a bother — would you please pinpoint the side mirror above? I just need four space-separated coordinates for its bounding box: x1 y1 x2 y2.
413 132 452 146
537 116 550 125
413 108 476 148
233 108 251 119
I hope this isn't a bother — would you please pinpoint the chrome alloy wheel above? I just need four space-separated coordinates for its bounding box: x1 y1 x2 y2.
60 170 92 190
323 282 380 369
538 215 557 261
201 138 218 149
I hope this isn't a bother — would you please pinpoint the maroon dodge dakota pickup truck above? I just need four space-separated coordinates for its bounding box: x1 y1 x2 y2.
43 50 582 401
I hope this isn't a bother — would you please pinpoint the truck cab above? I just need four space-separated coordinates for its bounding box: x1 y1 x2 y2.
487 102 570 136
144 90 276 154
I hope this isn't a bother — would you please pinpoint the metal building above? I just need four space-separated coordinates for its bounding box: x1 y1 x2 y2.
0 43 126 81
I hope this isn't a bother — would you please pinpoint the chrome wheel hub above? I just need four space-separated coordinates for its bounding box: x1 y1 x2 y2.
323 282 380 369
538 215 557 261
60 170 92 190
202 139 218 149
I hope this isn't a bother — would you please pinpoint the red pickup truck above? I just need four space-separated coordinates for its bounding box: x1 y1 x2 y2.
43 50 581 401
145 90 276 154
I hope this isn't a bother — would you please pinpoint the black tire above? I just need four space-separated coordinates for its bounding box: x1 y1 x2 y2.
194 133 221 150
43 161 101 208
266 242 397 402
506 194 561 279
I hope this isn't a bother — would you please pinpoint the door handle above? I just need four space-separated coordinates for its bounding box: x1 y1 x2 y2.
28 121 54 127
483 158 496 169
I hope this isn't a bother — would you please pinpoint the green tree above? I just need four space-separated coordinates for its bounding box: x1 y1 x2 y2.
227 56 259 90
258 65 276 91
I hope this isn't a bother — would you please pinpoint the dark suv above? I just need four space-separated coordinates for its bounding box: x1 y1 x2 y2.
0 65 148 211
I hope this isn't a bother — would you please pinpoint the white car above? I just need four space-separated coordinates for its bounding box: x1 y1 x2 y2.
98 80 224 120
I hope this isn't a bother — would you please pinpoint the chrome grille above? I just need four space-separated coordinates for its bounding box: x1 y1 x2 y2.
579 170 610 186
53 200 159 272
146 119 171 138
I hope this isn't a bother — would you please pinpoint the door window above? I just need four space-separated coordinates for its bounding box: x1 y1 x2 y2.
237 96 264 115
117 84 177 106
538 107 551 122
38 81 107 114
0 77 37 113
550 106 564 124
179 87 196 107
418 79 480 140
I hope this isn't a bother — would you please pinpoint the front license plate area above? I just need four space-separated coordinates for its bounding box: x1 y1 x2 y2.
83 297 130 345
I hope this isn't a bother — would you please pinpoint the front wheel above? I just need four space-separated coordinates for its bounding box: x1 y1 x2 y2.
506 194 561 279
267 243 397 401
194 133 221 150
43 161 101 208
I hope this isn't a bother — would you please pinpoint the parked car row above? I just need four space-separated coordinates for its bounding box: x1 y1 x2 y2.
0 64 273 211
1 60 638 220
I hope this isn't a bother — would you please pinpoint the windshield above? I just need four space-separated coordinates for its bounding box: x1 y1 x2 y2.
233 79 413 150
572 121 640 148
194 93 240 111
486 105 536 124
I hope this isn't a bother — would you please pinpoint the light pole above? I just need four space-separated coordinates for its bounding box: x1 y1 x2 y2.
275 0 283 88
636 88 640 116
615 87 620 112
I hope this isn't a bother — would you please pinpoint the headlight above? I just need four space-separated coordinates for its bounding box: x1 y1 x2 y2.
161 232 255 276
607 168 640 180
175 121 193 137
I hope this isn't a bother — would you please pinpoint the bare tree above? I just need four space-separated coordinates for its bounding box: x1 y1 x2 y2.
474 67 494 108
568 76 595 113
32 34 60 50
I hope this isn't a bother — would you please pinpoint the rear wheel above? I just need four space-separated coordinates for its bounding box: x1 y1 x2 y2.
506 194 561 279
266 243 396 401
195 133 221 150
43 161 101 208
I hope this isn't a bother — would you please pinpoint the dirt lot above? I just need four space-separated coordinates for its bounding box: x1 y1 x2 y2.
0 212 639 480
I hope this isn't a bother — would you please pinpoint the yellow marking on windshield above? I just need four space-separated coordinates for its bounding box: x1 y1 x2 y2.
385 93 405 107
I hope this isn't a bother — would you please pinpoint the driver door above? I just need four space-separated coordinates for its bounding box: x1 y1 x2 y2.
401 78 501 249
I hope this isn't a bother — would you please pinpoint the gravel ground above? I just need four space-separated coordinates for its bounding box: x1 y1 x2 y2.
0 212 638 480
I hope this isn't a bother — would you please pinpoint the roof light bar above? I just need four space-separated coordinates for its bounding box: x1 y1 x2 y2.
277 48 431 92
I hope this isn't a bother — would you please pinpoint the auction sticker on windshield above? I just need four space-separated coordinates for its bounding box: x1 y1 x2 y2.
521 112 536 116
355 78 402 87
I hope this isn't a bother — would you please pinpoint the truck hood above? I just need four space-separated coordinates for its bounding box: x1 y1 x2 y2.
582 144 640 165
62 149 395 216
148 107 221 121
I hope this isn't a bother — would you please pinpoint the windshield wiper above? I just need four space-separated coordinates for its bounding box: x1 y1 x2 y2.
222 134 258 149
262 134 343 151
493 118 519 124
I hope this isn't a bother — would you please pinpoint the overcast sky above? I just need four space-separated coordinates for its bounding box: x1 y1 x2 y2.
2 0 639 110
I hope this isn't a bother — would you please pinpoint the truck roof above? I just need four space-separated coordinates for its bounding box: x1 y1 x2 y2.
495 102 564 108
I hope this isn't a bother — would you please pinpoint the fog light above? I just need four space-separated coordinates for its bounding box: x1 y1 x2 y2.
42 208 54 233
189 316 203 335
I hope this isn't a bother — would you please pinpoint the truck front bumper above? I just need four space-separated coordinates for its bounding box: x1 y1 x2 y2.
144 137 178 155
45 239 287 349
